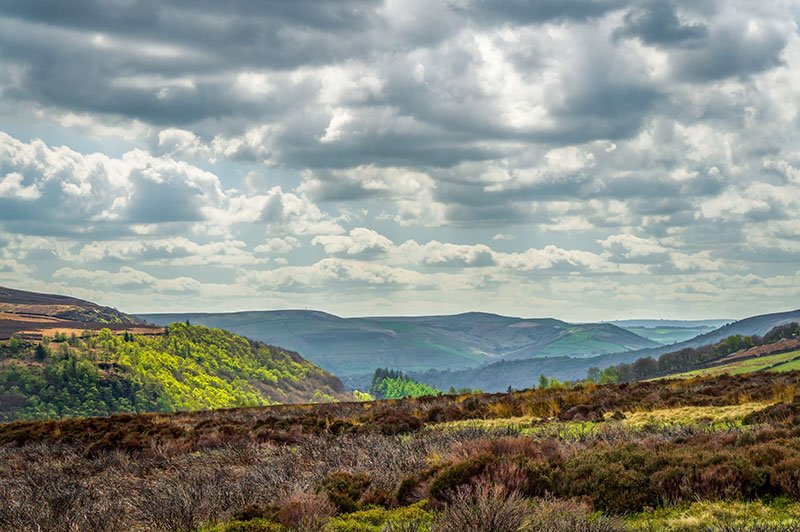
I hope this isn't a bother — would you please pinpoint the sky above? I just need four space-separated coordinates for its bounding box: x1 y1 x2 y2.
0 0 799 321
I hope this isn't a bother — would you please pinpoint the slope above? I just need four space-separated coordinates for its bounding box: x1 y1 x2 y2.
412 310 800 391
0 285 160 340
0 323 349 421
140 310 658 376
0 287 351 420
612 319 732 345
0 285 142 325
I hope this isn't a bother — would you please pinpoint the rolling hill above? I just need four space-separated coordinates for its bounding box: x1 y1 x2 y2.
0 285 161 341
140 310 659 376
410 309 800 391
611 319 731 345
0 287 350 420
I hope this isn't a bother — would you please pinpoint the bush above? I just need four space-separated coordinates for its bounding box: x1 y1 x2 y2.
525 498 624 531
277 492 336 531
370 410 422 436
428 456 493 502
320 471 372 513
772 458 800 498
432 482 527 532
561 445 658 513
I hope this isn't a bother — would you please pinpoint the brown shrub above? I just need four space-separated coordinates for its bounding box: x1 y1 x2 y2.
525 498 624 531
432 481 527 532
277 492 336 531
772 458 800 498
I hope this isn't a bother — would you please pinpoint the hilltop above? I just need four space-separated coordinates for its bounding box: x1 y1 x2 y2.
141 310 658 376
0 286 161 341
411 310 800 391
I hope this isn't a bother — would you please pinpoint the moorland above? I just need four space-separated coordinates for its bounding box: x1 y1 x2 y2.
3 286 800 530
3 371 800 530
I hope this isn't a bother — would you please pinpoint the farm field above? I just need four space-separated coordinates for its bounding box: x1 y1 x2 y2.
666 349 800 379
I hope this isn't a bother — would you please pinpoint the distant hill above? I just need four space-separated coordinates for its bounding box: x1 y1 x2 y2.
410 309 800 392
0 285 159 341
140 310 659 376
0 285 142 325
612 319 732 345
662 339 800 380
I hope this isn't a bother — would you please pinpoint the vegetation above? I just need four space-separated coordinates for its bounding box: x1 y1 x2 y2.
0 323 347 421
142 311 658 377
369 368 442 399
587 322 800 384
3 371 800 529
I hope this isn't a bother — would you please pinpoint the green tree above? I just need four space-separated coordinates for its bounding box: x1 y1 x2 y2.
538 374 550 389
34 343 49 361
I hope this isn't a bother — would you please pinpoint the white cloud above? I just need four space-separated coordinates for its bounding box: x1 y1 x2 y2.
0 172 40 200
312 227 393 256
254 237 300 255
53 266 203 293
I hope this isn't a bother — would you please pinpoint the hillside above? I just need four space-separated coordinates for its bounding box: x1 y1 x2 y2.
0 323 349 421
141 310 658 376
0 287 351 420
409 311 800 391
0 285 142 325
4 370 800 530
0 285 161 341
661 338 800 380
611 318 731 345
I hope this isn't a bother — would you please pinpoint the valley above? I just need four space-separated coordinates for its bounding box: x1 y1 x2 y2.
2 285 800 530
140 310 660 377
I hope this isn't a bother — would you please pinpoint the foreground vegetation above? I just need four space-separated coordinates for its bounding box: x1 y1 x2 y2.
0 323 348 420
3 371 800 530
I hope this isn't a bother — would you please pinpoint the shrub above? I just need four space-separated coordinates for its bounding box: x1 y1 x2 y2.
277 492 336 531
320 471 372 513
561 445 658 513
428 456 493 502
370 410 422 435
215 519 284 531
525 498 624 532
772 458 800 498
231 504 278 523
432 481 527 532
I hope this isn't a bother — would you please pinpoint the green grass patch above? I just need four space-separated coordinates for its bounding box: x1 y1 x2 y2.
667 350 800 379
428 402 771 439
326 502 433 531
626 498 800 530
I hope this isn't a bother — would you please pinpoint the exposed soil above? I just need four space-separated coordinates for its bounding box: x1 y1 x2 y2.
0 314 163 340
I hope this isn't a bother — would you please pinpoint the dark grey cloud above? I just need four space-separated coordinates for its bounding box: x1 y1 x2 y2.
0 0 798 320
463 0 626 24
615 1 708 46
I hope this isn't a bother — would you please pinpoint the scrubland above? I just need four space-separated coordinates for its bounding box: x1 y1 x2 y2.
3 372 800 531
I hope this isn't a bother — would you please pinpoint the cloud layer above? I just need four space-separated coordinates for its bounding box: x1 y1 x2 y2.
0 0 798 320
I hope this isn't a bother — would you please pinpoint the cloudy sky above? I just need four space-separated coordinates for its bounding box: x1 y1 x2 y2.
1 0 799 321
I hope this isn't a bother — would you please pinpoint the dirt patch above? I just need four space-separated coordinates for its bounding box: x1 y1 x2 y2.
723 338 800 361
0 317 164 341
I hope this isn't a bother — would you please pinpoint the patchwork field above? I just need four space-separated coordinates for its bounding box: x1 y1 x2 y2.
0 311 163 340
666 349 800 379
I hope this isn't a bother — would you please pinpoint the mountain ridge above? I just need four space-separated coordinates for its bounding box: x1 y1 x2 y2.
141 309 660 376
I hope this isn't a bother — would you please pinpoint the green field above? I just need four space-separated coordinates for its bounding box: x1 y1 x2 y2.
666 349 800 379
